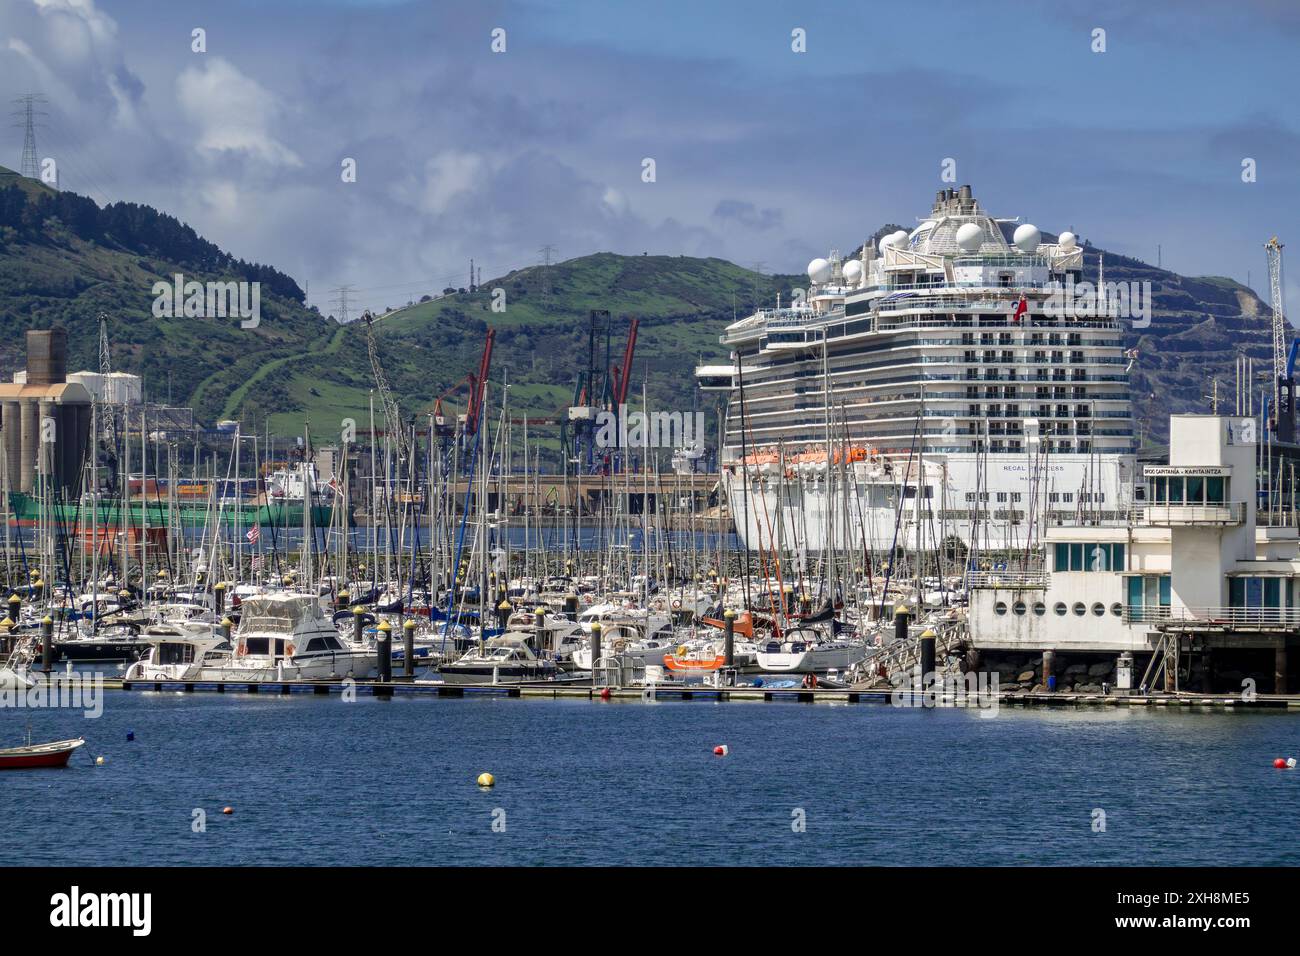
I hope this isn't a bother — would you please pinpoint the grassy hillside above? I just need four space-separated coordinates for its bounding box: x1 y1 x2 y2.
269 253 802 452
0 163 1280 452
0 165 332 424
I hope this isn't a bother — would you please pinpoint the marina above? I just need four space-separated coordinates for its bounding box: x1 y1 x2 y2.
1 0 1297 906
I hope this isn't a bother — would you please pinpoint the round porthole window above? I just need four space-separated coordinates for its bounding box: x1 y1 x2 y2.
1013 601 1027 615
1054 602 1067 616
1033 602 1047 616
1073 602 1086 616
1110 602 1123 617
1091 602 1105 617
995 601 1008 615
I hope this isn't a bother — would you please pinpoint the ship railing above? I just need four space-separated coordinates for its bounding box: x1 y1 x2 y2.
965 570 1049 589
1123 605 1300 630
1130 502 1245 525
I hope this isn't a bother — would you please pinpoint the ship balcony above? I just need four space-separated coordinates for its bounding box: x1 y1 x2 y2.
1133 502 1244 526
1124 605 1300 631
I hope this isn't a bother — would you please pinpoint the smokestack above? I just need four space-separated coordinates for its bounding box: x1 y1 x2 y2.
26 328 67 386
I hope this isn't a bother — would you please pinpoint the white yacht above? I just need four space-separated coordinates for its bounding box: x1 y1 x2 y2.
699 185 1137 553
754 626 871 674
200 593 377 681
438 635 559 684
124 624 231 681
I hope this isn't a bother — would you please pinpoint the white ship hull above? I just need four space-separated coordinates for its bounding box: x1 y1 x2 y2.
725 451 1134 552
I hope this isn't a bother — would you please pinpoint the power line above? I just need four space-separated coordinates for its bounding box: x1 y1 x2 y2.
11 93 47 181
538 244 556 305
329 285 357 324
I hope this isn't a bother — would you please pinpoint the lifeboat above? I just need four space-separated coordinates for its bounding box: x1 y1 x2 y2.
662 645 726 672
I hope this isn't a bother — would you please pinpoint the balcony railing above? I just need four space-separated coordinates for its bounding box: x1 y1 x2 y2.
1134 502 1244 525
966 570 1049 589
1123 605 1300 629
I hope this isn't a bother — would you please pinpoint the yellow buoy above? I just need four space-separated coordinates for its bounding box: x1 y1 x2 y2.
95 756 105 766
476 772 495 787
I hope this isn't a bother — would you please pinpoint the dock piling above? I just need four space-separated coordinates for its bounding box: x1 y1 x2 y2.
403 619 416 678
376 620 392 683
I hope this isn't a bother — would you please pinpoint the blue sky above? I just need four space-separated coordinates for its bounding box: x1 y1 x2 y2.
3 0 1298 315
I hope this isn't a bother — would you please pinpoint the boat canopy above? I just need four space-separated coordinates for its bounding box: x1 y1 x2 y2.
237 595 322 634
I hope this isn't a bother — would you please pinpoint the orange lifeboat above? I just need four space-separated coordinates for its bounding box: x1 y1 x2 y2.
662 646 727 672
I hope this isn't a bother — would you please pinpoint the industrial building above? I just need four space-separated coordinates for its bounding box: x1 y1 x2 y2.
0 328 93 494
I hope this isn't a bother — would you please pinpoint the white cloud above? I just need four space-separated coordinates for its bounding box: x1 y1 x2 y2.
175 57 302 168
402 151 488 216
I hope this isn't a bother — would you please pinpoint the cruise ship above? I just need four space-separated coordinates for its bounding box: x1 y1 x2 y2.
697 185 1138 555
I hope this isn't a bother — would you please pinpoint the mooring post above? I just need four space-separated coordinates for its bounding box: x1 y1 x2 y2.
534 606 548 656
403 619 416 679
496 599 511 631
41 614 53 672
724 608 736 668
894 604 910 644
590 621 602 686
353 605 365 645
919 628 937 685
213 581 225 618
376 620 392 683
1043 650 1056 692
1275 642 1288 695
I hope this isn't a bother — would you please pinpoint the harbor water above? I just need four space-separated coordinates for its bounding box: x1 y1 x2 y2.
4 693 1299 866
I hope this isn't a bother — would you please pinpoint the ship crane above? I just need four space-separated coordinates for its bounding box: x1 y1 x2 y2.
1265 237 1295 441
431 328 496 456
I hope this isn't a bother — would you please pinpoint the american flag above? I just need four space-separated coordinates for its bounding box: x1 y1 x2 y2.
246 526 261 543
251 554 264 570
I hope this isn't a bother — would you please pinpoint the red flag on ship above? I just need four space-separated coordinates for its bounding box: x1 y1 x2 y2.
1012 295 1028 323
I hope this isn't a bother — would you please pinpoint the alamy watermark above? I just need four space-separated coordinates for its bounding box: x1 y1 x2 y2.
594 406 705 451
1043 274 1151 328
890 667 999 717
152 274 261 329
1 672 103 718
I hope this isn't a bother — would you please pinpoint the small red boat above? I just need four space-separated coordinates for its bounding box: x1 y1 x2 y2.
0 737 85 770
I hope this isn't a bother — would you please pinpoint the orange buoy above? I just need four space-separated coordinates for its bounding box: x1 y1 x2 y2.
222 806 234 815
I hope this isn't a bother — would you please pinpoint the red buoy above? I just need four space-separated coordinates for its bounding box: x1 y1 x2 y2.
1273 758 1287 769
599 687 611 701
222 806 234 814
713 745 729 756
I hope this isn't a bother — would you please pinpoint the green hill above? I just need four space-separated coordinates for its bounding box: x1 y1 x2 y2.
270 253 802 453
0 165 1281 453
0 165 332 424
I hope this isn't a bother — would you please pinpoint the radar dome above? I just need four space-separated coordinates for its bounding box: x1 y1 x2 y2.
1013 224 1041 253
1058 231 1077 250
955 222 984 253
889 229 909 248
807 257 833 284
842 260 863 283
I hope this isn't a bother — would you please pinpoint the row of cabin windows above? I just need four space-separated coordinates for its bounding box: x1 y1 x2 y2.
1054 542 1125 572
973 492 1108 505
1126 574 1171 609
1149 476 1227 505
